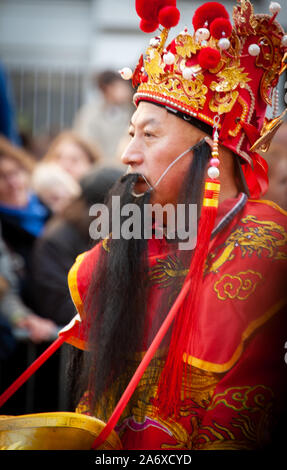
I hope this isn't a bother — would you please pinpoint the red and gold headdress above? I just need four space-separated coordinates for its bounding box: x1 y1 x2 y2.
121 0 287 198
119 0 287 419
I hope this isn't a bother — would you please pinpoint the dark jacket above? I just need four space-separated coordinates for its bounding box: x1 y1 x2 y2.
32 218 91 326
31 166 123 326
0 197 50 310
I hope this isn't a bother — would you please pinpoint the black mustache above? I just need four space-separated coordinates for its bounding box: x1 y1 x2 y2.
120 172 152 197
120 173 141 184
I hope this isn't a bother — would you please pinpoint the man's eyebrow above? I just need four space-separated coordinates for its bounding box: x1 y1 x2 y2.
129 117 161 128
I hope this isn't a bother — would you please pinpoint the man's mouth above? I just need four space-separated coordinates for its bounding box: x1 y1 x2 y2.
136 175 148 184
129 174 153 197
132 178 149 195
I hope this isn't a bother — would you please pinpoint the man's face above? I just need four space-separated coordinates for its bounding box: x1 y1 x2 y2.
121 102 206 206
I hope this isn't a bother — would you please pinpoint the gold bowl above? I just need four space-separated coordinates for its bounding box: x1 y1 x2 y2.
0 412 122 450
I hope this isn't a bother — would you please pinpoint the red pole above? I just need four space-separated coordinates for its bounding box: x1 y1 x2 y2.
0 273 191 449
0 329 72 408
91 278 191 449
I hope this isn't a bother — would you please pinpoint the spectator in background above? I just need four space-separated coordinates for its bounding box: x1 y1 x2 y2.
32 166 123 326
0 136 50 311
0 225 57 344
0 61 21 146
0 255 16 359
32 162 82 215
73 70 133 166
263 143 287 211
43 130 101 182
272 121 287 146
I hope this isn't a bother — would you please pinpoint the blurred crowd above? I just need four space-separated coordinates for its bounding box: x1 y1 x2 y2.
263 123 287 212
0 66 129 365
0 59 286 411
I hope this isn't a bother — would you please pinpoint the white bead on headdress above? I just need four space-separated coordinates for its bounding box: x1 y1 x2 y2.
248 44 261 56
119 68 133 80
269 2 281 14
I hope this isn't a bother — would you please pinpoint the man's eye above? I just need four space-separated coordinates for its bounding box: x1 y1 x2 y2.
128 131 135 138
144 131 153 137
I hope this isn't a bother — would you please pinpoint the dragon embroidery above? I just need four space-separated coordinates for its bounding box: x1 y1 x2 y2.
149 216 287 289
207 215 287 273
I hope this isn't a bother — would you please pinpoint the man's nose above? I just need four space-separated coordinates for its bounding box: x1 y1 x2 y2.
121 139 144 167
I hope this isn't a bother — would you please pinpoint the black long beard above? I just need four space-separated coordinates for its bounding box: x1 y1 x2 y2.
68 140 211 416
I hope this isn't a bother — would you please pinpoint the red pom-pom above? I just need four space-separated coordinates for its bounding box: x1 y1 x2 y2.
136 1 179 32
210 18 232 39
198 47 221 69
158 6 180 28
140 19 159 33
136 0 158 20
192 2 229 30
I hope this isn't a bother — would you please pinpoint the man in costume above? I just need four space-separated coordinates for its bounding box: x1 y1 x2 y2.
63 0 287 450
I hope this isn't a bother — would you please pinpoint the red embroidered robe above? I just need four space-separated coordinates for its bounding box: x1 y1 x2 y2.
61 196 287 450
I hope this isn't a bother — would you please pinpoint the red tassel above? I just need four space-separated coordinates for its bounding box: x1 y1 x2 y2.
156 179 220 418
